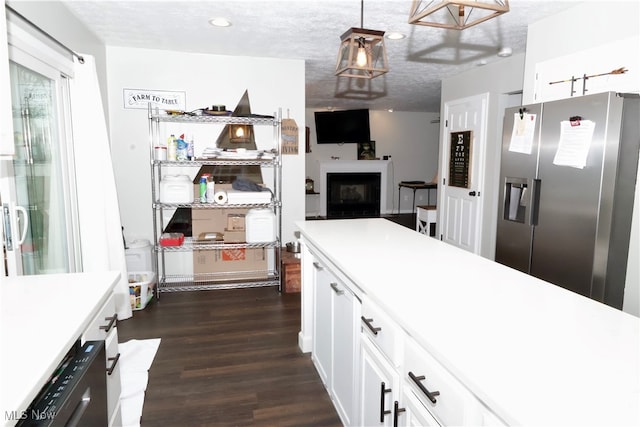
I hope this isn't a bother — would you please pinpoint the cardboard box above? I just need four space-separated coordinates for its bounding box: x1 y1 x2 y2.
282 254 301 293
223 229 246 243
192 207 248 238
193 247 267 280
227 213 245 230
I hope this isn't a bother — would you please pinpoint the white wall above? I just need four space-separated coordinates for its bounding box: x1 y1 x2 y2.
440 53 526 259
522 0 640 316
104 46 306 251
305 109 441 216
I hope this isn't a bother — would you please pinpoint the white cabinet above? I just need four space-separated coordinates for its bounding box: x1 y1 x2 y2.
310 256 361 426
311 261 332 386
82 293 122 427
402 335 482 426
397 387 441 427
359 336 399 427
330 277 359 426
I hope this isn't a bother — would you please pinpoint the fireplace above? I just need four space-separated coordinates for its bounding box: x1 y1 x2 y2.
319 160 392 218
327 173 381 218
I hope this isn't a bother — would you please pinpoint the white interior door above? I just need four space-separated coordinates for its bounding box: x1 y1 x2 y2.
439 93 488 254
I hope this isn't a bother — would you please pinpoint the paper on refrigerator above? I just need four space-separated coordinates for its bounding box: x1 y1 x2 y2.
553 120 596 169
509 112 537 154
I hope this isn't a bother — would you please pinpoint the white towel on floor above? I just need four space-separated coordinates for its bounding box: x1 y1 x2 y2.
119 338 161 427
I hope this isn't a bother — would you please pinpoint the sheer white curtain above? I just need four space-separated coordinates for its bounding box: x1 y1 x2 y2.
70 54 132 320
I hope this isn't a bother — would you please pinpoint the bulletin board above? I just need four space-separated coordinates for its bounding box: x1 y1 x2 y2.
449 130 472 188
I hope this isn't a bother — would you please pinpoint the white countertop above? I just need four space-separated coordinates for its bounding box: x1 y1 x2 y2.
0 271 120 425
296 218 640 426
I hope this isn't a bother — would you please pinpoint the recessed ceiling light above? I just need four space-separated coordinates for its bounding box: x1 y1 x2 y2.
498 47 512 57
209 17 232 27
476 60 487 66
386 32 406 40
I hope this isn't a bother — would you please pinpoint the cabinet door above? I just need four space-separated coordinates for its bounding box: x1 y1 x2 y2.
311 263 332 388
359 336 398 427
397 388 441 427
330 278 359 426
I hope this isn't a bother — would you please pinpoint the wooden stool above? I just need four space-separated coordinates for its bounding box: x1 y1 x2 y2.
416 205 437 237
281 250 301 293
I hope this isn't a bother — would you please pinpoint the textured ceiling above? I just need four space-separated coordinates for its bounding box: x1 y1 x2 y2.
61 0 577 112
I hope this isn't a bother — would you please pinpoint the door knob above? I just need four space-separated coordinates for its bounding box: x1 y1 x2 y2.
468 191 476 196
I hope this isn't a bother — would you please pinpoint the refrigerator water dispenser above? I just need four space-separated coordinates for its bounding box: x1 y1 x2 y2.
503 177 528 223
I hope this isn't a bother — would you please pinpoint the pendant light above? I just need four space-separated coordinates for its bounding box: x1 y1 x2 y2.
335 0 388 79
409 0 509 30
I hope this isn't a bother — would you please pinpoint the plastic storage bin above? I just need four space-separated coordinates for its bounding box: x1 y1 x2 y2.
245 208 276 243
125 239 153 272
128 271 156 311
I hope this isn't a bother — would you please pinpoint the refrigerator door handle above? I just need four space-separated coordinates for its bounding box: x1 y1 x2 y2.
530 179 541 226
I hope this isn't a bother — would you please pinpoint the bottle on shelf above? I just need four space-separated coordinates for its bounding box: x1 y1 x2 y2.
199 176 207 203
176 134 188 161
187 135 194 160
167 134 177 161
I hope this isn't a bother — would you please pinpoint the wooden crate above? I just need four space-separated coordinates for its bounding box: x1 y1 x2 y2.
281 250 301 293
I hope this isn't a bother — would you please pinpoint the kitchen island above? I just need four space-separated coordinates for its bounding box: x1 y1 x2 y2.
0 271 121 426
296 218 639 426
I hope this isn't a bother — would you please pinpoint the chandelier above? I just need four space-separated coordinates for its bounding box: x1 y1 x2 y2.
335 0 389 79
409 0 509 30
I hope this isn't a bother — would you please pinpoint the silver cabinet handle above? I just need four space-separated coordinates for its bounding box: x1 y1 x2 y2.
330 282 344 295
312 261 323 270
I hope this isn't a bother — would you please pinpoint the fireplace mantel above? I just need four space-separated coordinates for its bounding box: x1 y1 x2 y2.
319 160 393 217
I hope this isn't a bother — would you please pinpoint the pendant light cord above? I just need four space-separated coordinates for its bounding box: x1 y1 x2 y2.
360 0 364 28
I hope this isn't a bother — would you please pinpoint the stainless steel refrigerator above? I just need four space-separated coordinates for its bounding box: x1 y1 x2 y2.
495 92 639 309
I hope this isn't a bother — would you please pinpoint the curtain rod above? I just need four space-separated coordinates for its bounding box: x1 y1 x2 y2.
5 4 84 64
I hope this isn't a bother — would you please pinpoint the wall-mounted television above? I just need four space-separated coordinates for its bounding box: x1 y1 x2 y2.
314 108 370 144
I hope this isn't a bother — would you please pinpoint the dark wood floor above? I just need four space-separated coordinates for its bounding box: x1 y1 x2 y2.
118 287 341 427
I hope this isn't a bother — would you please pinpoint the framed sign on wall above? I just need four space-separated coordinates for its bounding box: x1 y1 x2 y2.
449 130 472 188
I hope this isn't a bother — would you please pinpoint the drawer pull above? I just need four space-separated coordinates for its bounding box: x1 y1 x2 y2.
393 401 406 427
107 352 121 375
330 282 344 295
361 316 381 335
99 314 118 333
312 261 323 270
408 371 440 404
380 382 392 422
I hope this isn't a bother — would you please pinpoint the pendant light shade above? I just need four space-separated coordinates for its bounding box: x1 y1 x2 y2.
409 0 509 30
335 28 389 79
335 0 388 79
